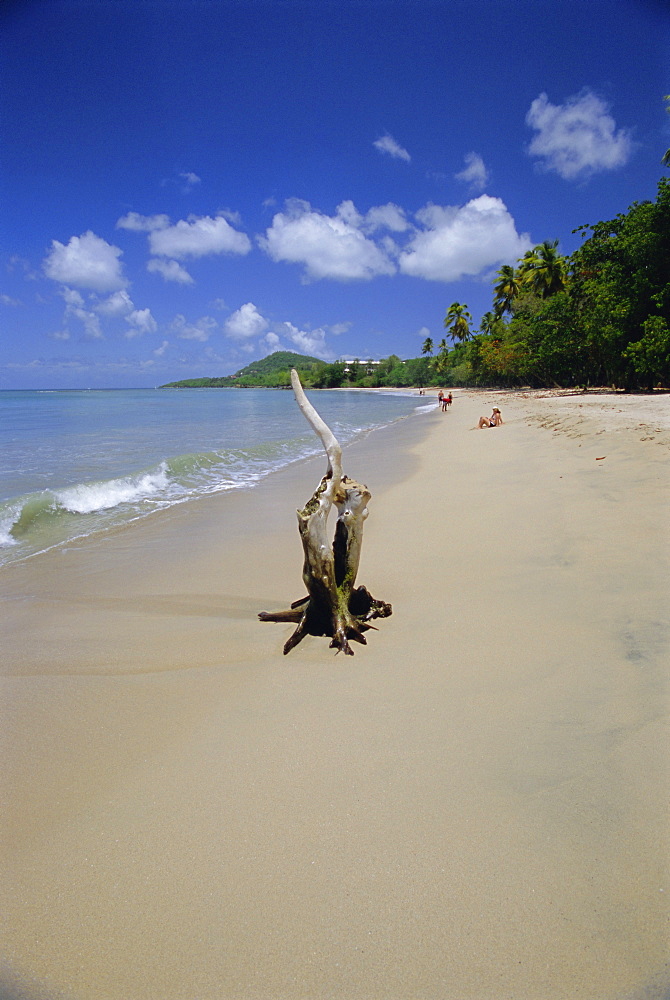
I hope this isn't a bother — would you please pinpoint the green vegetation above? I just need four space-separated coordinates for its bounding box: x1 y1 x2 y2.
431 175 670 391
162 176 670 393
160 351 322 389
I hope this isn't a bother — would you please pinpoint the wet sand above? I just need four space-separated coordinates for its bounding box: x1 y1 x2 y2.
1 391 669 1000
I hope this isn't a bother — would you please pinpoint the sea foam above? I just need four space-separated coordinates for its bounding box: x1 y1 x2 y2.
54 465 170 514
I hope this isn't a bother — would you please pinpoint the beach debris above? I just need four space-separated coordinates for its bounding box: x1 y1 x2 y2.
596 456 606 460
259 369 391 655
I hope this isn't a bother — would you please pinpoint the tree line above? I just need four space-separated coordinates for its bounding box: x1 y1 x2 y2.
165 169 669 393
306 174 670 392
421 175 670 390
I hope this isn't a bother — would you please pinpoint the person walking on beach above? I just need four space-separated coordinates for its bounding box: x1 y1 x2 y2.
478 407 503 428
437 390 444 408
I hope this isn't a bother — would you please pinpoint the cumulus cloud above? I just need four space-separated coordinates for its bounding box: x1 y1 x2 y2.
398 195 532 282
259 199 396 281
262 331 282 352
526 90 632 180
260 322 333 359
224 302 268 340
124 308 158 338
168 314 218 342
44 231 127 292
94 289 134 316
149 214 252 259
59 286 103 339
116 212 170 232
362 202 410 233
280 322 331 358
147 257 194 284
373 134 411 162
153 340 169 357
455 152 489 192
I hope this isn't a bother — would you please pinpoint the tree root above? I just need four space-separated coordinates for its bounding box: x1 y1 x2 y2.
259 585 392 656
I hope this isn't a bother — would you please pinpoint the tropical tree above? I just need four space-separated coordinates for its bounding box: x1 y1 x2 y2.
492 264 520 317
435 338 450 379
421 336 434 356
519 240 568 299
444 302 472 344
625 316 670 387
479 311 498 336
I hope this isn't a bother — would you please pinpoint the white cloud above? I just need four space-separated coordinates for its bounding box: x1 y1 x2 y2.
169 314 218 342
284 323 331 358
398 195 532 282
264 321 332 359
224 302 268 340
149 214 251 259
124 308 158 338
262 332 281 351
72 309 103 339
179 171 201 190
526 90 632 180
1 293 21 306
328 321 351 336
116 212 170 232
153 340 169 357
60 287 85 308
259 199 396 281
373 134 411 162
147 257 194 284
44 231 127 292
94 289 134 316
455 152 489 192
59 286 103 339
362 202 410 233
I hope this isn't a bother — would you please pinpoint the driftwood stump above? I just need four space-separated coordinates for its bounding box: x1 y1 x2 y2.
259 369 391 655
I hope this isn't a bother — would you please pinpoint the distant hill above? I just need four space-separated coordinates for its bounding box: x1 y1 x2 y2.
159 351 323 388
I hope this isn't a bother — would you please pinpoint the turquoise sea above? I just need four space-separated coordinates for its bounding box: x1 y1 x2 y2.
0 387 431 568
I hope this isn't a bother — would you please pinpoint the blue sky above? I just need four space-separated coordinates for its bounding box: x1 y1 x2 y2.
1 0 668 389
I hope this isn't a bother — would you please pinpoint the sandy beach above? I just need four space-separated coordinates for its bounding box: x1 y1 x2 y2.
1 389 668 1000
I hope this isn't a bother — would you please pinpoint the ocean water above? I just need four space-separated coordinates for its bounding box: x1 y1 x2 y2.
0 387 431 568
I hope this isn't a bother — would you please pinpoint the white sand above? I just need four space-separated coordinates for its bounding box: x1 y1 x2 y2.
1 390 668 1000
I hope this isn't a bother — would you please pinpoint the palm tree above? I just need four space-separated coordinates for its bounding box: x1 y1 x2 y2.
422 336 434 357
663 96 670 166
436 338 450 377
493 264 520 317
521 240 567 299
444 302 472 344
479 311 498 336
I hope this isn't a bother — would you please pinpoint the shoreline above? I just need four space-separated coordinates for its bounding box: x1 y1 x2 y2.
2 391 668 1000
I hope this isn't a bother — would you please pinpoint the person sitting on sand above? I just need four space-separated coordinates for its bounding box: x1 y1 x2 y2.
478 407 503 428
